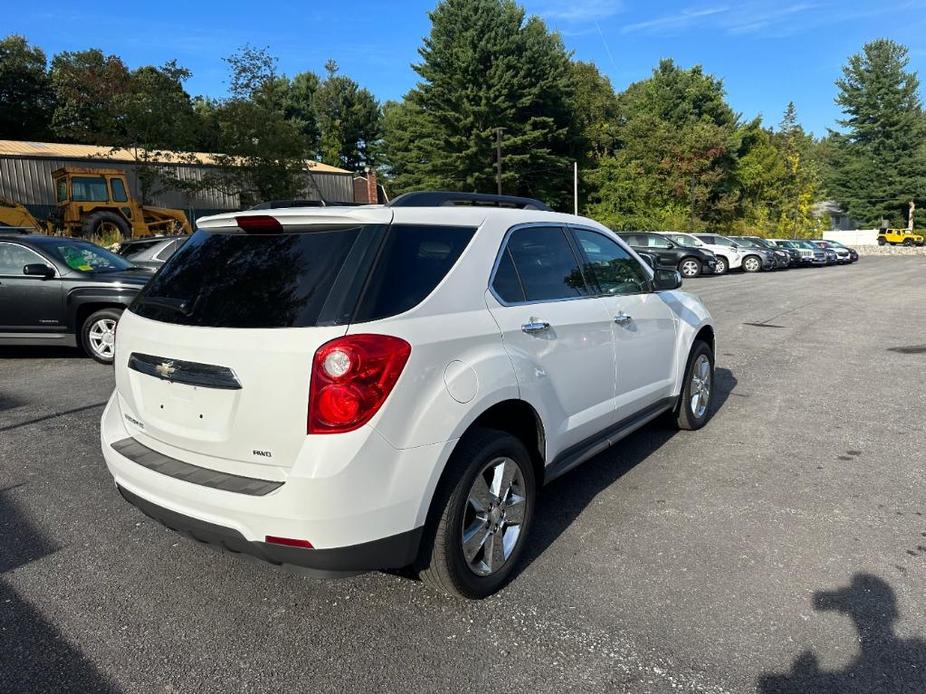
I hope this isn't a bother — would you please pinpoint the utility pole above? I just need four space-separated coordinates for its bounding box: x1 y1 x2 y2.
573 162 579 215
689 174 696 229
495 127 505 195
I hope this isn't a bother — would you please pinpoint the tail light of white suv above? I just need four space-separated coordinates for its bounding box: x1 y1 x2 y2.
308 334 411 434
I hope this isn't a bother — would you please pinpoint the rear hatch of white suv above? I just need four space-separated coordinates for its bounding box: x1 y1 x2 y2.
113 207 477 473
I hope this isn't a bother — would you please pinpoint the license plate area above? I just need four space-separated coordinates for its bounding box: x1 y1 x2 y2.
131 372 240 443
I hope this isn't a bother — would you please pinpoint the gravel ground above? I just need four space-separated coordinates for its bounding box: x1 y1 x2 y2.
1 256 924 693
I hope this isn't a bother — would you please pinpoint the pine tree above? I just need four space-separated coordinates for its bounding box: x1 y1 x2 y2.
829 39 926 227
384 0 579 208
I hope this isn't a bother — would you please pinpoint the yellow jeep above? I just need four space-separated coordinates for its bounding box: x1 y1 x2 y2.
877 228 924 246
50 167 191 240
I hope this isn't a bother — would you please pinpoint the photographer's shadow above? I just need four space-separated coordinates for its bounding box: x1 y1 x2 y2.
758 574 926 693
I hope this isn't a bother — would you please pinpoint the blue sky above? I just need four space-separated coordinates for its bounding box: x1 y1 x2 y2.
6 0 926 135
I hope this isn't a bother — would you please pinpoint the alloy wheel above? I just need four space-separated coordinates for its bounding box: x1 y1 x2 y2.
690 354 712 418
461 456 527 577
88 318 117 360
680 260 700 277
744 256 760 272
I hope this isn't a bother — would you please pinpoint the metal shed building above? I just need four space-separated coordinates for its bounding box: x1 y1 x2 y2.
0 140 356 225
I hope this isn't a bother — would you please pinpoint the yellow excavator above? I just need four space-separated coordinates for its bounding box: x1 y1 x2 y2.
49 167 191 239
1 167 191 240
0 197 44 232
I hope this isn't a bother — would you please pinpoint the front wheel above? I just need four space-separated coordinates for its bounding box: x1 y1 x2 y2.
714 256 728 275
675 340 715 430
416 429 536 599
742 255 761 273
877 237 887 246
80 308 122 364
678 257 702 278
903 238 913 247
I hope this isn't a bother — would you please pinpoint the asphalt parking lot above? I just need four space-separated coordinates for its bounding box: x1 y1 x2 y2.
2 256 924 693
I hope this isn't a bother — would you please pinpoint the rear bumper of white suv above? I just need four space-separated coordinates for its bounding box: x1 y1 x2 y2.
100 392 454 576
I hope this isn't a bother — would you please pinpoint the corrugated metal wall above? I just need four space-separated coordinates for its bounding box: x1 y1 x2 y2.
0 156 355 222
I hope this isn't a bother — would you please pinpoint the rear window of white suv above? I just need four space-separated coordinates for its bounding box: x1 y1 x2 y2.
131 224 475 328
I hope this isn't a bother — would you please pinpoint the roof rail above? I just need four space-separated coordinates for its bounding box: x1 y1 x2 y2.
388 191 552 212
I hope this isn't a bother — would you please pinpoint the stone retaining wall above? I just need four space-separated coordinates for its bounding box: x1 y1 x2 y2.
854 245 926 256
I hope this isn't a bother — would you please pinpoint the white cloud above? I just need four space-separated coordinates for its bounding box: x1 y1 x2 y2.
618 0 926 38
621 6 729 34
537 0 624 22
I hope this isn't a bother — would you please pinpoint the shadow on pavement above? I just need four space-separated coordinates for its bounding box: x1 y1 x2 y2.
0 345 84 359
519 367 737 572
0 485 120 693
758 574 926 693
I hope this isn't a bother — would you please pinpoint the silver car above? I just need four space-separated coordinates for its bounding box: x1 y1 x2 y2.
116 236 188 269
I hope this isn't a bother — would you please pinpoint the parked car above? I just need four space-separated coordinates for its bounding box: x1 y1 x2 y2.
656 232 742 275
691 233 752 274
116 235 188 269
0 234 153 363
724 236 776 272
616 231 717 277
100 191 716 599
815 244 838 265
812 240 852 264
821 239 858 262
739 237 790 269
791 240 828 265
766 239 806 267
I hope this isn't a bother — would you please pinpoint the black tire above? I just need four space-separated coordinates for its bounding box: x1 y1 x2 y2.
714 256 728 275
674 340 715 431
80 211 130 241
678 257 702 278
742 254 762 273
416 428 536 599
877 237 887 246
80 308 122 364
903 238 913 247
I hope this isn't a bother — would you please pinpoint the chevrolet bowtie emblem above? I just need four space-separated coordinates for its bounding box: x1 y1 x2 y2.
155 361 177 379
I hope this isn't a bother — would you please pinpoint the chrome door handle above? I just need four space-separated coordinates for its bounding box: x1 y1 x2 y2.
614 312 632 325
521 320 550 334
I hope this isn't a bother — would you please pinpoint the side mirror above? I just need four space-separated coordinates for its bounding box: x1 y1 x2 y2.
653 269 682 291
23 263 55 278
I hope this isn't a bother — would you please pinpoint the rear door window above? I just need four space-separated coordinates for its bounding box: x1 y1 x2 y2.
494 226 589 303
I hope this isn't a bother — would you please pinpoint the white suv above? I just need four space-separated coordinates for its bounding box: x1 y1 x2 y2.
100 192 716 599
658 232 743 275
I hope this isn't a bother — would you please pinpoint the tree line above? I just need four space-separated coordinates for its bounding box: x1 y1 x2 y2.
2 0 924 232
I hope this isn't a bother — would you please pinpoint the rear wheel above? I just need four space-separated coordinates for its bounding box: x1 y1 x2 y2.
80 308 122 364
416 428 536 599
675 340 715 431
742 255 761 273
80 211 130 242
678 257 702 278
